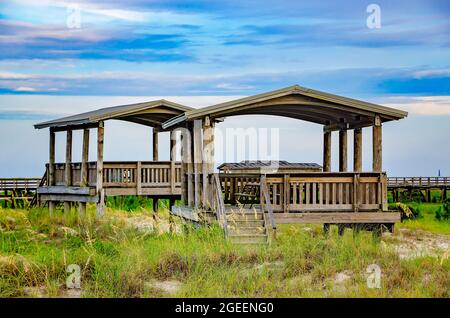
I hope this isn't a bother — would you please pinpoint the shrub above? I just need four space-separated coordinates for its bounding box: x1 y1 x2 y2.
435 200 450 221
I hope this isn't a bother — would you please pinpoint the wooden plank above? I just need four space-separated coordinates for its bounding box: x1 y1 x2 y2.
274 212 401 224
37 186 94 195
40 194 98 203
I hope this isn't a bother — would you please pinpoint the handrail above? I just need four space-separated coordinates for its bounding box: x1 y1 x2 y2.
260 175 276 230
213 173 228 237
387 177 450 187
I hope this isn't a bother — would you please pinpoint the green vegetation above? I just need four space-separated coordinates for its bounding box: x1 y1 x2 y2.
0 205 448 298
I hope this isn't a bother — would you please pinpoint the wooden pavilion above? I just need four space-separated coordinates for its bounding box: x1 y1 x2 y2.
35 85 408 237
34 100 193 216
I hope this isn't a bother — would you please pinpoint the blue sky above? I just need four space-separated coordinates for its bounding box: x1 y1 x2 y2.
0 0 449 176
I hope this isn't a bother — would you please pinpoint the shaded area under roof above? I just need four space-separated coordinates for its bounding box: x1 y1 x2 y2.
34 100 194 130
162 85 408 130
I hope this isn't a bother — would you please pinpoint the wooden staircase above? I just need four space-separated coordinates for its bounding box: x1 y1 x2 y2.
226 209 269 245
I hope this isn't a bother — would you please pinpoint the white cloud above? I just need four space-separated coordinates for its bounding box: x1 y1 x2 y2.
384 96 450 116
14 86 36 92
413 69 450 78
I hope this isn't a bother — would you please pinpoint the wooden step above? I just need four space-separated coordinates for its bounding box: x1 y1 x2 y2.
227 220 266 227
229 234 268 244
226 213 264 221
227 226 266 235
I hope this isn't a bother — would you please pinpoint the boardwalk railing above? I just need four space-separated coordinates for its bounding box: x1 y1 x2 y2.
48 161 182 196
220 172 388 213
388 177 450 188
0 178 41 191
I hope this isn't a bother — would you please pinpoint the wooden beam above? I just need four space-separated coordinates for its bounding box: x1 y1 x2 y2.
373 115 382 172
339 130 348 172
96 121 105 217
353 127 362 172
49 122 99 133
79 128 89 215
323 131 331 172
274 212 400 224
152 128 159 161
48 129 56 215
64 130 73 213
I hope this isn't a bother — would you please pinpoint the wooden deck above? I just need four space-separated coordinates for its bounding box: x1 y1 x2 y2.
388 177 450 188
172 172 400 227
37 161 182 203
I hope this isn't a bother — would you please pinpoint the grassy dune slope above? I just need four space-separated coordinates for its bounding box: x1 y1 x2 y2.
0 206 449 298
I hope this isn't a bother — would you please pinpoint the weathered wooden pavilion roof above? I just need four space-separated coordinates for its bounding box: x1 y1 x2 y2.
35 100 193 130
162 85 408 131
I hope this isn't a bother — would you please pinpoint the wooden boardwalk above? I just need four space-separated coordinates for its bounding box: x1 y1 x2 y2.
387 177 449 202
0 177 42 207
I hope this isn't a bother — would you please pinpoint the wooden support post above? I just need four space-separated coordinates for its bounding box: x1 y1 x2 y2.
64 130 73 213
353 128 362 172
49 129 56 215
323 131 331 172
152 128 159 161
183 124 194 207
193 120 203 209
202 117 214 208
373 115 382 172
339 130 348 172
170 130 176 194
96 121 105 217
79 128 89 215
137 161 142 195
153 197 159 213
169 197 176 210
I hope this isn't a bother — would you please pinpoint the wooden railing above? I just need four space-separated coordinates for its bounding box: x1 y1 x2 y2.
388 177 450 187
48 161 182 195
220 172 388 213
260 175 276 229
212 174 228 236
0 178 41 191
